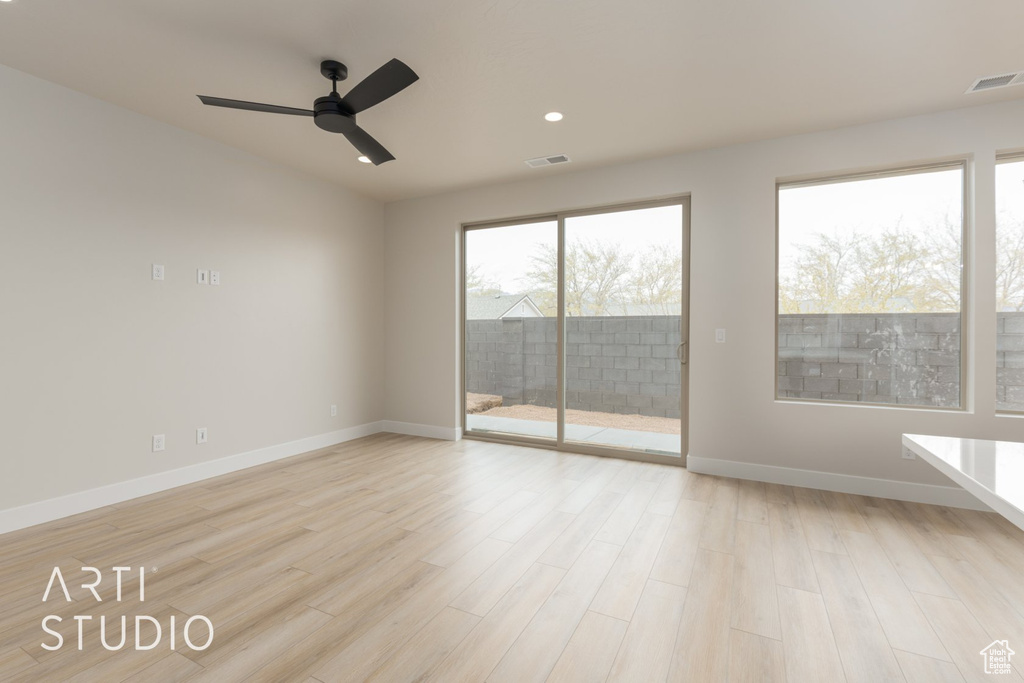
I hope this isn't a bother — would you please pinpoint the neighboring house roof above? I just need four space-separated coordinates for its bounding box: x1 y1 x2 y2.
467 294 544 319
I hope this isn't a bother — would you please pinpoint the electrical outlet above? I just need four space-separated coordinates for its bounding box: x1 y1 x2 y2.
210 270 221 286
902 447 916 460
197 269 209 285
331 405 338 417
715 329 726 343
152 264 165 281
152 434 166 452
196 427 208 444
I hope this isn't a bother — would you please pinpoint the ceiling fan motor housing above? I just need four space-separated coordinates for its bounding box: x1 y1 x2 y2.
313 94 357 133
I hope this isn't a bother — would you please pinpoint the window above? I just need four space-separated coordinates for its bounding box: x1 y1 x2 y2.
996 155 1024 412
777 163 966 408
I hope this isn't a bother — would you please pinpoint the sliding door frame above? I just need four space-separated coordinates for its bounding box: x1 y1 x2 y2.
461 195 690 467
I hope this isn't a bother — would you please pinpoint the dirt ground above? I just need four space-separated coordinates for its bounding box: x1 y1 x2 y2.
466 393 503 413
470 397 681 435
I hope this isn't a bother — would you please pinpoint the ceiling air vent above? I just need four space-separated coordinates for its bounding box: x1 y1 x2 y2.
966 71 1024 94
525 154 571 168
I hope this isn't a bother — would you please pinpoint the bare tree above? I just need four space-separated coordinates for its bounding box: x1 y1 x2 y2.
514 216 1024 318
465 264 484 290
465 264 502 296
629 246 682 314
919 216 962 312
521 245 558 315
997 217 1024 311
848 228 935 312
779 222 969 314
780 232 859 313
525 239 632 316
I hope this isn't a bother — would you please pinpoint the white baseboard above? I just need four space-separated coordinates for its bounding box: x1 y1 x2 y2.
0 421 385 535
22 425 980 537
686 456 992 511
381 420 461 441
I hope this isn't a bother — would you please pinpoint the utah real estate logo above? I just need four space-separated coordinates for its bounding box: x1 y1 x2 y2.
981 640 1015 675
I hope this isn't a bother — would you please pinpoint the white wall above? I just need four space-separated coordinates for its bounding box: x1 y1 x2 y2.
383 98 1024 489
0 64 385 511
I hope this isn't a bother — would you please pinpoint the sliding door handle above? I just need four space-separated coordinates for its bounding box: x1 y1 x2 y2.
677 341 687 365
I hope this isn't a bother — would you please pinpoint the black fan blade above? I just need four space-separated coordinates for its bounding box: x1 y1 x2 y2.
343 126 395 165
340 59 419 114
197 95 314 117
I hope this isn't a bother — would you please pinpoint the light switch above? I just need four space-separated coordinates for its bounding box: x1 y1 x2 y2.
715 329 726 343
197 269 209 285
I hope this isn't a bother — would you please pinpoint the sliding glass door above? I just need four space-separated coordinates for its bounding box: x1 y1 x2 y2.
462 198 689 462
562 205 685 454
464 219 558 441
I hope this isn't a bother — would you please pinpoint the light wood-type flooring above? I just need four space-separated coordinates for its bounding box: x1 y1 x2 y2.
2 433 1024 682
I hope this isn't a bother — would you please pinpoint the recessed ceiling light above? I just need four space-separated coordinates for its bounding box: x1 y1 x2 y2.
357 156 372 164
0 1 14 4
544 112 563 122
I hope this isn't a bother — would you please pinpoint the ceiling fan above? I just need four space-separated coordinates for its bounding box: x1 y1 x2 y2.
198 58 418 165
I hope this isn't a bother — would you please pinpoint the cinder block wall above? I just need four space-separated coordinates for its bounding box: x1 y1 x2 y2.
778 313 961 406
467 312 1024 415
993 313 1024 410
780 312 1024 409
466 316 682 418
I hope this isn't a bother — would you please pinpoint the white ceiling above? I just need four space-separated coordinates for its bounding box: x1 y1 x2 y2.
1 0 1023 202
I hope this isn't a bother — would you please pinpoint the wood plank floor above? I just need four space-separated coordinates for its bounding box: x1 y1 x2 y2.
2 433 1023 682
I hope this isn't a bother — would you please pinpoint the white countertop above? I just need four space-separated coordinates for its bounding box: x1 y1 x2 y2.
903 434 1024 531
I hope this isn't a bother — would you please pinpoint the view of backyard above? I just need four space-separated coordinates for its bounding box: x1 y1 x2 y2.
464 205 685 454
467 393 681 434
463 163 1024 450
777 162 1024 410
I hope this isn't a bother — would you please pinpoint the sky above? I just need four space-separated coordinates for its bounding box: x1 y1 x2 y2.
465 204 683 293
777 166 964 281
997 158 1024 230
